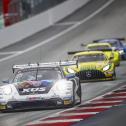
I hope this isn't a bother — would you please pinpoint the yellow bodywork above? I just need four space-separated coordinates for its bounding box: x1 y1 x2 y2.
65 51 116 82
86 43 120 66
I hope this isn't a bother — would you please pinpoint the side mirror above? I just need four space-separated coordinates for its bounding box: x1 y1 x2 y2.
66 74 75 80
109 56 114 61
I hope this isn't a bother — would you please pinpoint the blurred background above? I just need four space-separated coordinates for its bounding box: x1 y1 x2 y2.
0 0 66 28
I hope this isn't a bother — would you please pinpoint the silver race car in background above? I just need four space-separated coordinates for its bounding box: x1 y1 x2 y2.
0 61 81 111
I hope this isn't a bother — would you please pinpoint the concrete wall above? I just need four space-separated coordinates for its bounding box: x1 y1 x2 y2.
0 0 90 49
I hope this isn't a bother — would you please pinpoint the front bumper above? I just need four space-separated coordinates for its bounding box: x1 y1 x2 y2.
76 70 114 82
0 98 73 111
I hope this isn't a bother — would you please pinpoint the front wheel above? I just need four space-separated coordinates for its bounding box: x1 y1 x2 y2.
112 71 116 80
71 84 76 106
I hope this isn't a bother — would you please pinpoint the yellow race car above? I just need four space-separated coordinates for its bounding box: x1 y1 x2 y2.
86 43 120 66
65 51 116 82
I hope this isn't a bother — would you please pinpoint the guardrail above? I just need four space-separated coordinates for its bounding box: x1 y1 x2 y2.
0 0 90 49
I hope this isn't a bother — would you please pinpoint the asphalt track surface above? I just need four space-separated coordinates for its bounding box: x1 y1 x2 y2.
0 0 126 126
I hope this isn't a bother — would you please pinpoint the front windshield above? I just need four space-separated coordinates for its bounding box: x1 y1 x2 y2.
73 54 105 62
88 45 111 50
107 41 118 47
13 68 62 83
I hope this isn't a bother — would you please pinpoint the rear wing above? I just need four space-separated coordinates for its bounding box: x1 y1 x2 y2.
12 61 78 73
67 50 90 55
58 61 77 66
90 48 112 51
68 51 83 55
67 49 112 55
93 38 125 43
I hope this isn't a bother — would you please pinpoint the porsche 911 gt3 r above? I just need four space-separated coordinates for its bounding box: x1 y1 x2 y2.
93 38 126 60
65 51 116 82
0 62 81 111
86 43 120 66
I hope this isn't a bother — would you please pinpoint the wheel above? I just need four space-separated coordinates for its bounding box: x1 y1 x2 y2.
70 79 81 106
77 82 82 105
116 62 120 67
112 71 116 80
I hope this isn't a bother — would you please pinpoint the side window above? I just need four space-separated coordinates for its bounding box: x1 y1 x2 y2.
14 73 23 82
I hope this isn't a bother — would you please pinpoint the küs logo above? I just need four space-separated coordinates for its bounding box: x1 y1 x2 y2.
22 87 46 93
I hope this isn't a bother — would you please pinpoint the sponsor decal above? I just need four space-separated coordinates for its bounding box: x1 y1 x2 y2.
22 87 46 93
64 100 71 105
16 80 53 95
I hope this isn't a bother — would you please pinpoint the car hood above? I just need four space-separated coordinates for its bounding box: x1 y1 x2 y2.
80 62 108 70
103 51 113 58
14 80 54 95
69 61 109 71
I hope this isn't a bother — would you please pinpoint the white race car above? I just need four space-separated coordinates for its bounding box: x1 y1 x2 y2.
0 61 81 111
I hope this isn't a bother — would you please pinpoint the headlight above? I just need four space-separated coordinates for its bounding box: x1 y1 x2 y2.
55 80 71 91
3 86 12 95
67 68 75 74
57 84 67 91
103 65 110 71
119 50 124 54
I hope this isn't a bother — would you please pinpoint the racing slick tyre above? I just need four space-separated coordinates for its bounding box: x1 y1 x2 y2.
116 62 120 67
112 71 116 80
77 82 82 105
71 81 81 106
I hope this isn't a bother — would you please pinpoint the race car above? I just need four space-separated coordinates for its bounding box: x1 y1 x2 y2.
65 51 116 82
93 38 126 60
86 42 120 66
0 61 81 111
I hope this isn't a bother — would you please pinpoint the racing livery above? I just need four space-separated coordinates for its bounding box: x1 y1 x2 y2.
66 51 116 82
93 38 126 60
86 43 120 66
0 62 81 111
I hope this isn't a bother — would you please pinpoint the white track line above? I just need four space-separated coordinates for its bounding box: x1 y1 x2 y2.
54 22 80 26
0 51 22 55
27 119 82 125
0 0 114 63
60 112 99 116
